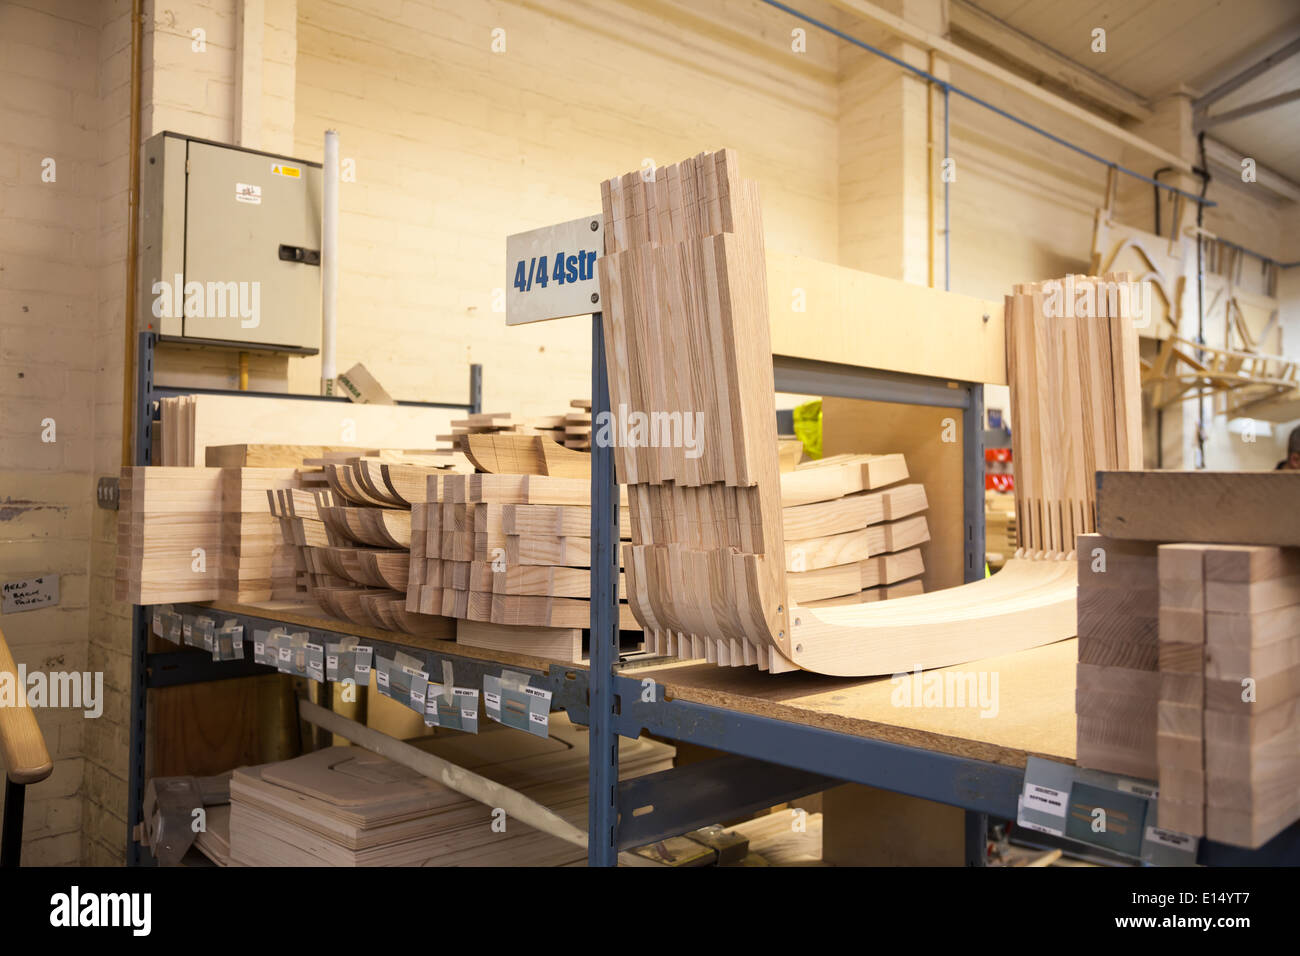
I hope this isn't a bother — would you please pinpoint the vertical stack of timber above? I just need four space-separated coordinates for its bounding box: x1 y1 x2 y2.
1155 544 1300 846
157 396 197 465
220 468 300 602
780 455 930 607
1080 470 1300 847
1005 273 1143 555
1073 534 1160 779
597 149 794 670
116 467 222 603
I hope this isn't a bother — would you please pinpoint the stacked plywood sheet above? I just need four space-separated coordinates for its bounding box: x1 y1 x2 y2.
1073 533 1160 779
220 468 300 602
225 714 673 866
116 467 223 603
781 457 929 607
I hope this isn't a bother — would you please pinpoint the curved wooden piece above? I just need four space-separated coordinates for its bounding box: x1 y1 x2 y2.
362 550 410 591
0 625 53 785
385 599 456 639
357 589 402 630
785 558 1077 677
381 464 443 507
463 433 592 479
322 464 370 505
374 509 412 549
324 547 393 588
354 460 406 508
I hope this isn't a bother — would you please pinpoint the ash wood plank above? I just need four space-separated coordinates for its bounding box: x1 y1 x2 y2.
1097 471 1300 546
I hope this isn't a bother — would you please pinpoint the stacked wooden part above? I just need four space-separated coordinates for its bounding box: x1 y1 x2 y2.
565 399 592 451
461 433 591 480
220 468 299 602
985 491 1018 570
599 149 794 671
407 473 638 662
782 455 929 607
1004 274 1143 554
116 467 223 603
1156 544 1300 848
596 150 1082 676
1078 472 1300 847
439 408 584 453
1074 534 1160 779
274 458 455 639
224 714 674 866
158 396 197 465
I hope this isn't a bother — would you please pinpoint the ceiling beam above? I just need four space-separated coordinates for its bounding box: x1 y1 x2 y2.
1203 137 1300 203
948 0 1152 121
1199 88 1300 129
818 0 1195 175
1193 35 1300 112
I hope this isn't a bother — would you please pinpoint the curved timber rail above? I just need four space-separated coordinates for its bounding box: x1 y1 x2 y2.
597 150 1136 676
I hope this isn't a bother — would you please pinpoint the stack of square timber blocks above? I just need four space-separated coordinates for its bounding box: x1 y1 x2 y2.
1075 470 1300 848
407 473 638 662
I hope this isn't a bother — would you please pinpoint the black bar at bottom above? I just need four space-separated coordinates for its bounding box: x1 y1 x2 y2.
2 778 27 867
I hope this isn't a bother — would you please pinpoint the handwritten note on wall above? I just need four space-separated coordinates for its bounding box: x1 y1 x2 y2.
2 575 60 614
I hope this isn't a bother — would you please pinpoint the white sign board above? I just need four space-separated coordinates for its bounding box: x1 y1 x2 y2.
506 215 603 325
2 575 59 614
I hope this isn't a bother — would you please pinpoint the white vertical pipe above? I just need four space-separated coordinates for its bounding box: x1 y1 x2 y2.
321 129 339 395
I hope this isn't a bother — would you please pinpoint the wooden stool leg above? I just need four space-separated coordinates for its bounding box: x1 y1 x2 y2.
2 778 26 867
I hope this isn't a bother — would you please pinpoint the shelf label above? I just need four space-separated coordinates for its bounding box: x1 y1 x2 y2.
506 216 603 325
1023 783 1068 818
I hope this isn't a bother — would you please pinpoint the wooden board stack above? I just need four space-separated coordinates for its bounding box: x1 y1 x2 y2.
220 468 300 602
223 714 674 866
781 455 930 607
407 473 638 662
1079 470 1300 847
595 149 1081 676
598 149 793 671
158 396 197 465
1004 274 1143 554
1155 543 1300 847
439 407 584 454
116 467 223 603
985 491 1017 570
565 399 592 451
271 459 456 639
1073 533 1160 779
156 394 459 466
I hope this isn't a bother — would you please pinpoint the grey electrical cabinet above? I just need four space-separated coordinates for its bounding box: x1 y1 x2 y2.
138 131 323 352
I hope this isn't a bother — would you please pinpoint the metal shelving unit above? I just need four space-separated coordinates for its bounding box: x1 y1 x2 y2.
124 332 481 865
124 330 1300 868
